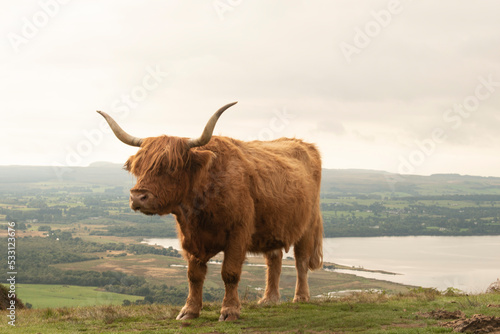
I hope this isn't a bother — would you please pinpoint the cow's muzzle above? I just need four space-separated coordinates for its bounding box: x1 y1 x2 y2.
130 189 156 214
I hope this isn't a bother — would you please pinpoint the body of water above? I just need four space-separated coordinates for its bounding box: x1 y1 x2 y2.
143 236 500 293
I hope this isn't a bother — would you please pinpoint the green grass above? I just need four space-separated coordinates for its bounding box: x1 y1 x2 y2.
2 291 499 333
9 284 143 309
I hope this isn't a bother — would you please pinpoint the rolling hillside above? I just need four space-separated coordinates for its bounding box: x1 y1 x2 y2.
2 163 500 196
2 164 500 238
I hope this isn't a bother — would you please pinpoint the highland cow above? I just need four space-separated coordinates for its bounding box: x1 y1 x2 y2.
97 102 323 321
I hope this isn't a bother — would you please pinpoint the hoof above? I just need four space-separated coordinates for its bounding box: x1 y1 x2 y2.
219 313 239 321
258 296 280 305
293 296 310 303
176 312 199 321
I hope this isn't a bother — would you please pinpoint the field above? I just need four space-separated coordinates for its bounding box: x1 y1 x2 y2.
1 223 411 311
6 284 143 309
52 253 411 301
2 290 500 333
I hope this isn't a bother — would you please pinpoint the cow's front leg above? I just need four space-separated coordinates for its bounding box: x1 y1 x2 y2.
176 254 207 320
219 244 246 321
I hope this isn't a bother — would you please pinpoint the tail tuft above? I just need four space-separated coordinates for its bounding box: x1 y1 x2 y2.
308 216 323 270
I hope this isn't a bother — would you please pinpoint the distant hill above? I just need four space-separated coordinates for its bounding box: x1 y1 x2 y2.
322 169 500 196
1 164 500 197
0 163 132 190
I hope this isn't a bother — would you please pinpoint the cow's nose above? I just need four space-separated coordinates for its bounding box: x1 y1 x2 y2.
130 192 150 210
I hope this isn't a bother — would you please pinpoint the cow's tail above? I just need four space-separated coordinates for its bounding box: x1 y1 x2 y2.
308 215 323 271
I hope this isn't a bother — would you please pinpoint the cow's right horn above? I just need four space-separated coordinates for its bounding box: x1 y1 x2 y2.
187 102 238 149
97 110 144 147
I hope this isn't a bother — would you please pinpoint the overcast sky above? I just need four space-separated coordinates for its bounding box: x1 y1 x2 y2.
1 0 500 177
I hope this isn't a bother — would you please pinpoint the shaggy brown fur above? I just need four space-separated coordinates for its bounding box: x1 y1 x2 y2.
123 134 323 321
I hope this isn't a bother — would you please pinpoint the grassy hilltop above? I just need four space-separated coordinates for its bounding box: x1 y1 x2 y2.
2 290 500 333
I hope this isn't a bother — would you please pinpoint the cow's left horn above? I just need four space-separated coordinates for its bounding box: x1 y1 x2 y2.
187 102 237 149
97 111 144 147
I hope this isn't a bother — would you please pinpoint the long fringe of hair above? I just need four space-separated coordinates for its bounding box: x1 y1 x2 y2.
126 136 189 176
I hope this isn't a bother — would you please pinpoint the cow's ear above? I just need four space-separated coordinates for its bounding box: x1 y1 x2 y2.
187 149 215 172
123 158 132 172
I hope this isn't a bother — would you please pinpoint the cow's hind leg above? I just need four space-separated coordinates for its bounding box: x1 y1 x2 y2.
293 215 323 302
293 236 313 302
258 249 282 304
176 254 207 320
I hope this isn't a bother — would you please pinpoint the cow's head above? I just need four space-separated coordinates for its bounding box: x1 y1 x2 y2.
97 102 237 215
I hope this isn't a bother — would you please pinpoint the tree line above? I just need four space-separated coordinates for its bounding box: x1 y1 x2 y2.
322 198 500 237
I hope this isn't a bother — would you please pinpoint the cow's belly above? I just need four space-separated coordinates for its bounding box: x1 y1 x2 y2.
248 235 286 253
248 207 312 254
